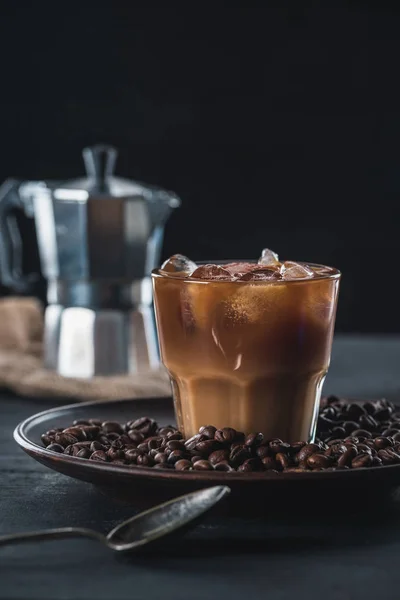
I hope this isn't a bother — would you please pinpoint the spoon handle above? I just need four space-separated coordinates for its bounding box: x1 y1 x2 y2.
0 527 105 547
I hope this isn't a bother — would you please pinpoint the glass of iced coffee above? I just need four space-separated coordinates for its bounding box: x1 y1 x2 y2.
152 250 340 442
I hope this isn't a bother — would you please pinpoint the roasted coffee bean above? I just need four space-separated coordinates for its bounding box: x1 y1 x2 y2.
54 432 78 447
352 452 373 468
69 444 85 456
297 443 321 463
137 454 154 467
238 458 261 472
195 440 219 455
185 434 205 451
165 440 185 452
97 435 111 447
193 460 213 471
127 430 144 444
375 407 392 421
208 449 229 465
330 426 346 438
62 427 87 441
392 432 400 442
128 417 157 436
345 443 358 454
41 434 54 446
344 436 359 445
105 433 120 442
382 428 400 437
100 421 123 435
289 441 306 454
81 426 101 440
73 419 90 426
74 448 90 459
256 446 270 459
342 421 360 434
345 403 366 420
377 449 394 465
153 463 171 469
166 431 183 441
214 461 234 472
174 459 192 471
215 427 238 444
363 402 376 415
261 456 279 471
326 438 345 447
269 439 291 454
158 426 177 437
154 452 168 464
90 450 108 462
147 437 163 451
167 450 186 465
125 449 142 463
199 425 217 439
325 443 347 457
321 406 337 420
191 455 203 464
118 434 131 446
372 456 383 467
351 429 372 439
148 449 159 459
307 454 333 469
109 439 125 450
317 416 336 431
378 448 400 464
275 452 291 469
47 443 65 453
245 433 264 447
230 444 251 466
107 447 125 461
359 415 379 431
386 447 400 461
137 442 150 453
88 418 102 426
356 443 373 454
90 441 105 452
337 447 358 467
363 439 376 449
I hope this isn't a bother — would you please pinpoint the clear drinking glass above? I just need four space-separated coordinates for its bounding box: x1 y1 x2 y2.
152 262 340 441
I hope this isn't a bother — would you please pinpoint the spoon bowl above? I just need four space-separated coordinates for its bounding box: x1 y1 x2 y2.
106 485 230 552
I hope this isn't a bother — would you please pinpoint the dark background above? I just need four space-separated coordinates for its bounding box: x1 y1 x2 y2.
0 0 398 332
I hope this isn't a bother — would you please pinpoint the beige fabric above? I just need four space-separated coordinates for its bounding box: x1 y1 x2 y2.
0 297 171 401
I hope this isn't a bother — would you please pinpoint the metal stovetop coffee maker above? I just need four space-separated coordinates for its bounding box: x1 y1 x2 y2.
0 145 180 377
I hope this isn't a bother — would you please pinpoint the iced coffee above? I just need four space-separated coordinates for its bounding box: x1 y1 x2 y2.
152 249 340 442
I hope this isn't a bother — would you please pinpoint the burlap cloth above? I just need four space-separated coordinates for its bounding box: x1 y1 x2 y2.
0 298 171 401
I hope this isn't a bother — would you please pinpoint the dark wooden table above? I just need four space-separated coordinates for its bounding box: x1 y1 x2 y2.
2 334 400 600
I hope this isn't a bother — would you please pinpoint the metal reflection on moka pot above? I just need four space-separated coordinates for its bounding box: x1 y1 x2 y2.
0 145 180 377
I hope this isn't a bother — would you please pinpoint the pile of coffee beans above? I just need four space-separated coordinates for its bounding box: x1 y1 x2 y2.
40 397 400 473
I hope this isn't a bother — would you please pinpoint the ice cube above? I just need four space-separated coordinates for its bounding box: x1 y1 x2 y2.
258 248 279 266
281 261 314 280
190 264 232 280
236 267 282 281
160 254 197 276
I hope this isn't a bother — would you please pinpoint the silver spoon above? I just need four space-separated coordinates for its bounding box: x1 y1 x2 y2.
0 486 230 553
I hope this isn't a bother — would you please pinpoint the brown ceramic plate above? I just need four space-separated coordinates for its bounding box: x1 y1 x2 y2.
14 397 400 515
